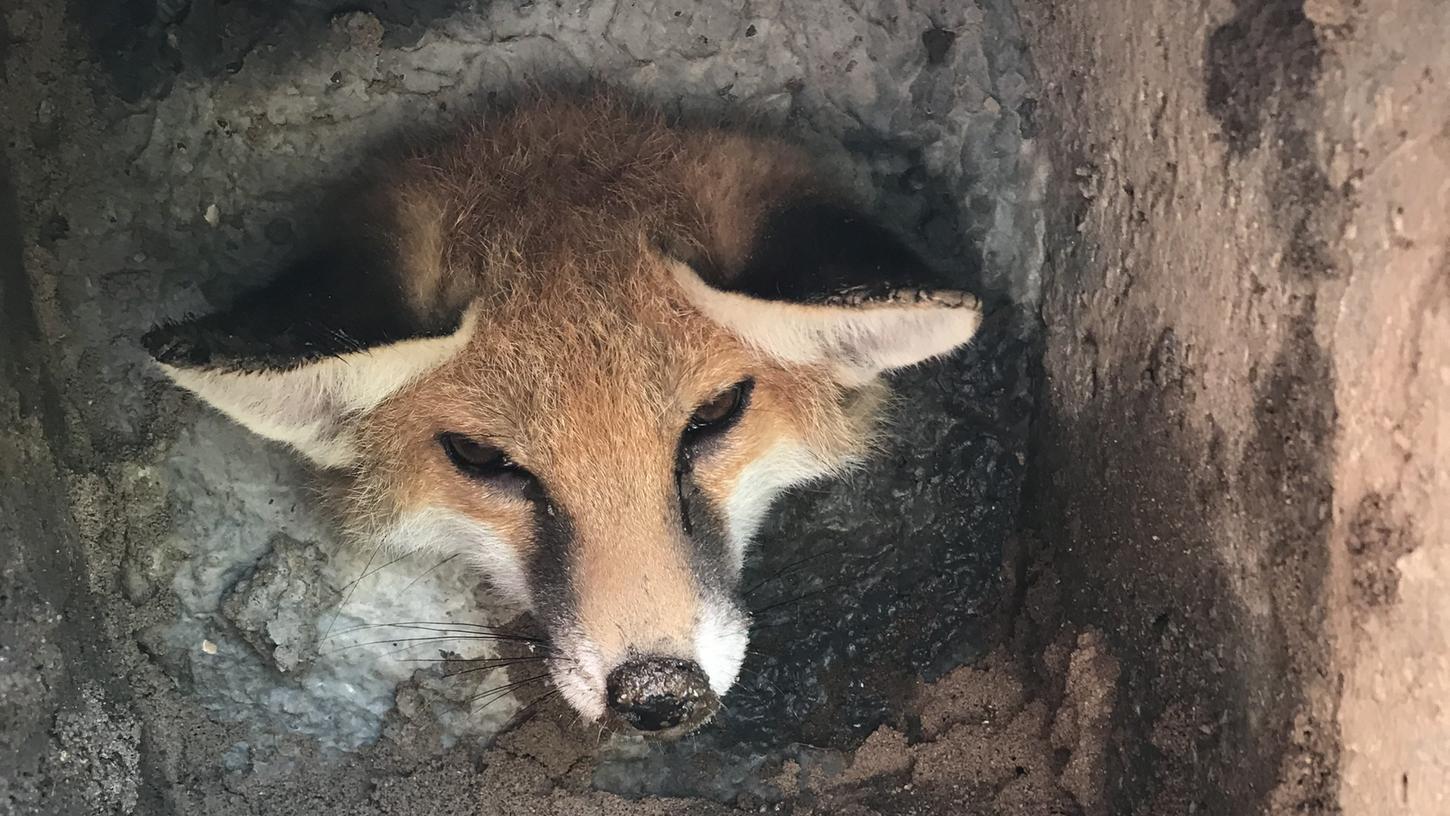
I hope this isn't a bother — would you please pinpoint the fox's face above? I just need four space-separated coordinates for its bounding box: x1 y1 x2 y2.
145 93 982 737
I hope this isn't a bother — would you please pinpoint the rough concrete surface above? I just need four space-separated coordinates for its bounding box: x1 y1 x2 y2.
3 0 1447 814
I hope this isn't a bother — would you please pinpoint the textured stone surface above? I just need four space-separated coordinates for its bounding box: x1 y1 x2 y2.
218 534 336 674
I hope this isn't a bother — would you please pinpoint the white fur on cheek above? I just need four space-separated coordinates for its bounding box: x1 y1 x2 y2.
381 510 615 722
722 441 834 566
380 508 531 608
694 599 750 696
549 630 608 722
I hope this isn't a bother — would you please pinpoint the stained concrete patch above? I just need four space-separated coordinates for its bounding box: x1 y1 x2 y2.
1204 0 1322 157
1344 492 1418 613
1019 0 1450 812
219 534 337 674
1016 0 1354 810
1207 2 1342 284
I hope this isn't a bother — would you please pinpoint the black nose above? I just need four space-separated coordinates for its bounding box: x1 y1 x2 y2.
605 657 716 733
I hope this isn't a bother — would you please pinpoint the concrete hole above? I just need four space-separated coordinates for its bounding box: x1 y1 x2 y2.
3 1 1445 815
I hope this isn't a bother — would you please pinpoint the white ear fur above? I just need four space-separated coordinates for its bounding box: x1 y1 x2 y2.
667 259 982 386
157 310 477 468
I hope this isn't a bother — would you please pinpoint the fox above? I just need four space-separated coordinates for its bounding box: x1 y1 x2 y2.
143 89 983 739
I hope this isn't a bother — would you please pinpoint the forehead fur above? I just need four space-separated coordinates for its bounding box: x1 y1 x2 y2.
342 93 856 483
328 92 904 567
376 93 820 318
350 252 860 659
355 260 858 507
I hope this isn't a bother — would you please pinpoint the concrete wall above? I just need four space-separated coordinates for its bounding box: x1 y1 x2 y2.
1018 0 1449 812
1 149 145 814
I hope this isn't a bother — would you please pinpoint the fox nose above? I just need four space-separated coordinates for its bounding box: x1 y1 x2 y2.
605 657 717 733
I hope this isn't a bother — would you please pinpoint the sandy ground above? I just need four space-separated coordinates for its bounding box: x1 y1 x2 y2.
183 605 1117 816
338 625 1116 816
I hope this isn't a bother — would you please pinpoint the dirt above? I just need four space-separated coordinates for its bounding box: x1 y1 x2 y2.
427 625 1114 816
134 619 1112 815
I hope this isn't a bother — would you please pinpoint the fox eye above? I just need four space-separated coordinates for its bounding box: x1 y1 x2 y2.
438 433 521 479
686 379 753 436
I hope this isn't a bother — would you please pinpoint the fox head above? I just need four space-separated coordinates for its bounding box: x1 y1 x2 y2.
144 93 982 738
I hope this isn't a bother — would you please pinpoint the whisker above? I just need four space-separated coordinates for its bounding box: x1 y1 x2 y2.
399 652 565 664
399 552 462 593
504 689 561 730
381 641 484 662
320 634 547 656
321 538 389 644
737 665 786 697
475 691 523 716
749 582 851 618
336 550 416 593
328 620 538 634
742 547 850 597
442 656 551 678
327 621 545 642
754 544 894 597
468 673 550 707
747 546 895 620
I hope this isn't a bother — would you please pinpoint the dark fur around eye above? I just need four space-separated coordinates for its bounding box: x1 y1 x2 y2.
438 432 528 481
684 378 754 441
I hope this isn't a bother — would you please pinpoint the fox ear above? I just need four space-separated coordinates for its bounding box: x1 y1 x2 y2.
143 244 474 468
668 199 983 385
